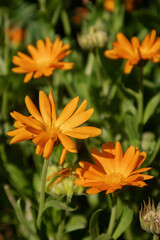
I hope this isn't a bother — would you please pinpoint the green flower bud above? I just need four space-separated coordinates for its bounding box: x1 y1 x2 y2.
139 198 160 235
78 30 108 50
45 166 83 200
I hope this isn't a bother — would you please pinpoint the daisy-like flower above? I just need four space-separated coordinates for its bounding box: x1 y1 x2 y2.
7 91 101 164
12 37 74 83
104 30 160 74
74 141 153 195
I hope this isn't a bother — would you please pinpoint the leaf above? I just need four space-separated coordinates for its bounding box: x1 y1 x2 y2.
112 204 133 239
65 215 87 232
42 196 76 214
56 219 65 240
133 10 160 32
89 209 103 240
124 113 140 146
96 233 111 240
143 92 160 124
15 199 39 240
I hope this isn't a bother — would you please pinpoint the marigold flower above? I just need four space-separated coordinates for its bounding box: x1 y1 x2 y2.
8 25 25 44
74 141 153 195
7 90 101 163
104 30 160 73
12 37 74 83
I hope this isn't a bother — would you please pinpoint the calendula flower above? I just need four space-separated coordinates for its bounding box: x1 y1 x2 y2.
12 37 74 83
103 0 142 12
75 142 153 195
8 25 25 44
7 91 101 163
104 30 160 73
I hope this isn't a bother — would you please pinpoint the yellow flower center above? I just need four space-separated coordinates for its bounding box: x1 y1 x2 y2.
106 172 125 186
36 57 53 69
46 125 61 141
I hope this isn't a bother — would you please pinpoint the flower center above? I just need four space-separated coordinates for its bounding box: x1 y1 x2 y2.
46 125 61 141
36 57 53 69
106 172 125 186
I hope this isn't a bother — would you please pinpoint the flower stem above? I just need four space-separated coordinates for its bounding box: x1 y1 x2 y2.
36 158 50 229
153 234 159 240
137 66 144 133
107 193 118 237
85 52 95 76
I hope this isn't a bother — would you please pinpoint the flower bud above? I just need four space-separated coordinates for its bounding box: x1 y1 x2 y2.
46 166 83 200
78 30 107 50
139 198 160 235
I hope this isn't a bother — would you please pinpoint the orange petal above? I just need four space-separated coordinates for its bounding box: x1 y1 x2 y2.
43 138 54 159
24 72 34 83
39 91 51 126
10 131 32 144
25 95 43 123
62 108 94 130
49 91 57 122
58 133 77 153
55 97 79 127
59 148 68 165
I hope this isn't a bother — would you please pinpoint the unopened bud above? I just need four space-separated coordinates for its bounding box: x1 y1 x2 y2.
78 31 108 50
46 166 83 200
139 198 160 235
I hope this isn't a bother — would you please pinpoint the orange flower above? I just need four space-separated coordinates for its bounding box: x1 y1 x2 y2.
103 0 142 12
104 30 160 74
8 25 25 44
72 7 89 25
103 0 115 12
7 91 101 164
75 142 153 195
12 37 74 83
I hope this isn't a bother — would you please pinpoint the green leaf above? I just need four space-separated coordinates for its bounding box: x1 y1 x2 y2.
89 209 103 240
143 92 160 124
96 233 111 240
112 204 133 239
43 196 76 214
15 199 39 240
133 10 160 32
56 219 65 240
65 215 87 232
124 113 140 146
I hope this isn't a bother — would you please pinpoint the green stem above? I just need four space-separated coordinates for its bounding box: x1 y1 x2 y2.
85 52 95 76
38 0 46 13
107 193 118 237
61 9 71 36
153 234 159 240
46 76 54 91
4 12 9 75
36 158 50 229
137 66 144 133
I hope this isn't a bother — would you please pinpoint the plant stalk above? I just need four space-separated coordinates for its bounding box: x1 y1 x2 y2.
153 234 159 240
107 193 118 237
36 158 50 229
137 66 144 133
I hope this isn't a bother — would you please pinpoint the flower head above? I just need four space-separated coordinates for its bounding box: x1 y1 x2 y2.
8 25 25 44
104 30 160 73
7 91 101 163
75 142 153 194
12 37 74 83
139 198 160 235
